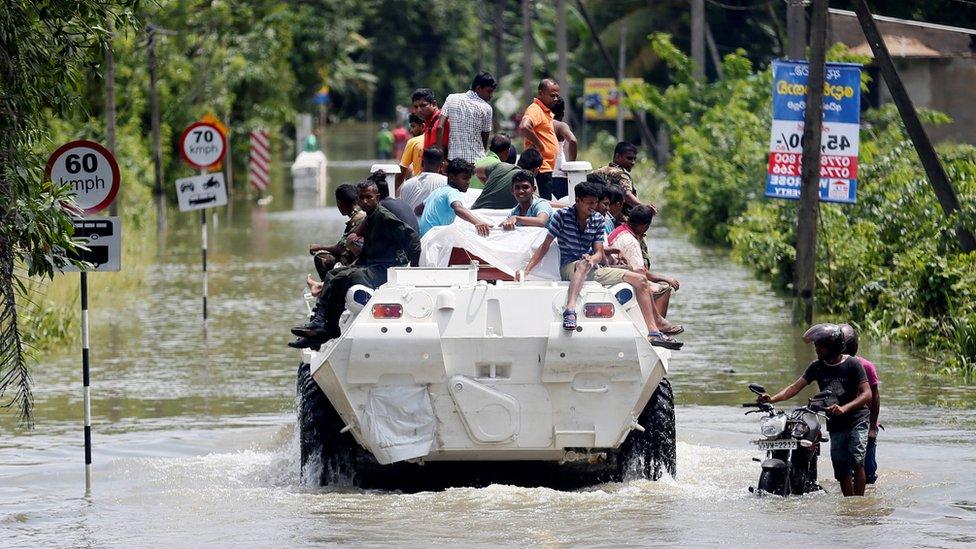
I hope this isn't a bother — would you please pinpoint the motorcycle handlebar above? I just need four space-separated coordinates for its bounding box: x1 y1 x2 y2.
742 402 761 407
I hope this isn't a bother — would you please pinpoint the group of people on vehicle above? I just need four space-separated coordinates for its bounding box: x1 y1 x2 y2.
289 73 683 351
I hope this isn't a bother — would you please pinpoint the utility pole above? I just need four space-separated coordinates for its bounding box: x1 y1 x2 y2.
521 0 533 107
147 24 165 234
691 0 706 80
705 21 724 79
851 0 976 252
105 19 117 216
793 0 828 325
557 0 572 125
494 0 506 81
787 0 807 59
617 23 626 141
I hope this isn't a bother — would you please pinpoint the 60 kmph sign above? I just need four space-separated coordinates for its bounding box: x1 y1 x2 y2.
45 140 121 215
179 121 226 169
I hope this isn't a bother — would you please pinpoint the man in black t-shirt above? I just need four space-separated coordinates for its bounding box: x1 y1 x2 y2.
758 325 872 496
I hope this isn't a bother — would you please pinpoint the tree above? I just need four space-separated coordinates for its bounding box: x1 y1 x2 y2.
0 1 137 425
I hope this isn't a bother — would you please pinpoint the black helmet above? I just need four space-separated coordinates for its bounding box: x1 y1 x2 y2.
805 323 845 357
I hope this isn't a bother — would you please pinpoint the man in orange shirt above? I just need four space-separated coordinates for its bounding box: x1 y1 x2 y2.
518 79 561 199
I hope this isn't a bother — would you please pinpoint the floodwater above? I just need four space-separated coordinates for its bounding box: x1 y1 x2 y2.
3 132 976 547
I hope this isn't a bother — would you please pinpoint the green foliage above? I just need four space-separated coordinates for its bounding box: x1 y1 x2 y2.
1 1 138 425
631 34 976 375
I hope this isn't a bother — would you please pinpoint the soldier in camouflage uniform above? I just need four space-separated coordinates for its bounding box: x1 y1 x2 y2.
591 141 657 219
592 141 659 263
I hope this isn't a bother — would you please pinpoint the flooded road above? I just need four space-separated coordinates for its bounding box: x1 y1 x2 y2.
3 143 976 546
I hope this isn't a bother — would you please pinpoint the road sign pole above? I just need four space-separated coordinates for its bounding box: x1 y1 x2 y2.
81 271 93 495
200 169 208 321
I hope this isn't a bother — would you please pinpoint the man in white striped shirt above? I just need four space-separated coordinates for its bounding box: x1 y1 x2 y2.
437 72 495 163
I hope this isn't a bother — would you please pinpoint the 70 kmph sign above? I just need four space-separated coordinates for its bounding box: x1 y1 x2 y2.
179 121 226 169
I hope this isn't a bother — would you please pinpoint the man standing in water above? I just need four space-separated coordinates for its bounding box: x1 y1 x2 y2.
518 79 560 199
758 325 872 496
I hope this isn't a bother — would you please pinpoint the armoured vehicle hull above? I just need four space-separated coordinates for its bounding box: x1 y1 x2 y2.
297 266 676 490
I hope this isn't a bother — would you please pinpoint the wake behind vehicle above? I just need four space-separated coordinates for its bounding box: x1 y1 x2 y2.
743 383 831 496
296 265 677 491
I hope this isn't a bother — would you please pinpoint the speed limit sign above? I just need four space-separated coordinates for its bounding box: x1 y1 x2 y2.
45 140 120 216
179 122 226 169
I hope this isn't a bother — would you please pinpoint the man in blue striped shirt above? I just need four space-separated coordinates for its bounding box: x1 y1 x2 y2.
521 180 682 350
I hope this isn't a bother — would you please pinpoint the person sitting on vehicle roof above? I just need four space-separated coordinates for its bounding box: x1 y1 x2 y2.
519 180 682 350
607 204 682 335
400 146 447 216
471 148 544 210
603 184 625 231
372 171 419 233
306 183 366 284
474 134 512 187
499 170 553 230
418 158 491 237
592 141 657 218
289 179 421 350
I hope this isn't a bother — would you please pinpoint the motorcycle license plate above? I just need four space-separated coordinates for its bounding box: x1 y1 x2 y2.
755 439 797 451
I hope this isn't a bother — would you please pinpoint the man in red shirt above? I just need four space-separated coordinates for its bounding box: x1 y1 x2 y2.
412 88 450 153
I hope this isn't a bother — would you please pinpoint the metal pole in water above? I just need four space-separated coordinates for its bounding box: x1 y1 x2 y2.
201 169 208 321
81 271 92 494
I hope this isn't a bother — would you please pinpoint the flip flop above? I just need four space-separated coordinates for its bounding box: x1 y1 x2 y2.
562 309 577 331
648 331 684 350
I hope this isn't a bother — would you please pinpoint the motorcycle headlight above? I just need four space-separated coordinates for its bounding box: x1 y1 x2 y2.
791 421 809 439
760 415 787 438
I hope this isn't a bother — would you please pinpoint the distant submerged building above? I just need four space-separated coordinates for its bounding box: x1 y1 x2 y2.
828 9 976 145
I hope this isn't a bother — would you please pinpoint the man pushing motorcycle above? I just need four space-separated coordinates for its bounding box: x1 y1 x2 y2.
757 325 872 497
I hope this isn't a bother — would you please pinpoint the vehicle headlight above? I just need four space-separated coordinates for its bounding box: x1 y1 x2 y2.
760 415 787 438
791 421 809 439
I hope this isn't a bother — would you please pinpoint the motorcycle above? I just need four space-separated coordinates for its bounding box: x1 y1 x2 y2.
743 383 831 496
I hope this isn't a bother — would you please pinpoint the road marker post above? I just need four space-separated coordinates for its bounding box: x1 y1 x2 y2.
46 140 122 494
177 121 227 320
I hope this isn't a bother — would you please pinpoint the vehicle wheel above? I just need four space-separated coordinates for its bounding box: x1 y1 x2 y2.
758 468 790 497
620 377 677 480
297 362 357 485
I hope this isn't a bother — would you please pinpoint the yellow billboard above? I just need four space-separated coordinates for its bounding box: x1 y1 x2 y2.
583 78 644 121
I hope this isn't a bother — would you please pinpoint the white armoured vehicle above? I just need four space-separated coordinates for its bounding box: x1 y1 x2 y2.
297 263 676 490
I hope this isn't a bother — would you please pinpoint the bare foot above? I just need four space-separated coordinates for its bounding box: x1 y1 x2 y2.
306 274 323 297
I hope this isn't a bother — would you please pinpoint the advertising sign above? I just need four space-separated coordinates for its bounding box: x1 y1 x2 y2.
765 60 862 203
45 140 120 215
583 78 644 121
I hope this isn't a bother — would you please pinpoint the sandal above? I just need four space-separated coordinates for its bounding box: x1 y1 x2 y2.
662 324 684 336
648 331 684 350
562 309 577 331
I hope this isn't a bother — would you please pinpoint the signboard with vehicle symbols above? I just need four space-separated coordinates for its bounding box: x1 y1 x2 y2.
45 140 120 216
765 60 862 204
174 173 228 212
60 217 121 272
179 121 226 169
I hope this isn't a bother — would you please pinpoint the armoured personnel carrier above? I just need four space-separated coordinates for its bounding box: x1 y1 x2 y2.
296 264 676 490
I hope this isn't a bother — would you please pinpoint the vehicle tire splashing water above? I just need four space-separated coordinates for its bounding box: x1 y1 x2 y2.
621 378 677 481
297 362 358 487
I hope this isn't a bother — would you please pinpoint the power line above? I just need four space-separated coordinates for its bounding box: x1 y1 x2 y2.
705 0 775 11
